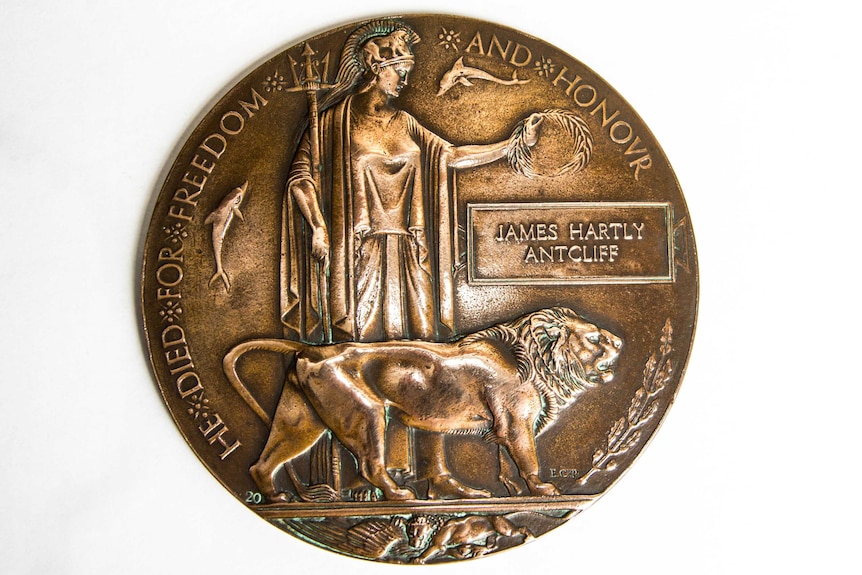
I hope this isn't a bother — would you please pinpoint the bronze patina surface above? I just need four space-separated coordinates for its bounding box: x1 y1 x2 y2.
141 14 697 564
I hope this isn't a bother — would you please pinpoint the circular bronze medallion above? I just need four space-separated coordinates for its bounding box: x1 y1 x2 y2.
142 14 697 564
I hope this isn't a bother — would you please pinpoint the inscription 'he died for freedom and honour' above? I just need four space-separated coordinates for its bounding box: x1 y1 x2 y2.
468 202 673 284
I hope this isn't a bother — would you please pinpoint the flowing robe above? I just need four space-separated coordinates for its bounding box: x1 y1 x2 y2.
282 96 458 344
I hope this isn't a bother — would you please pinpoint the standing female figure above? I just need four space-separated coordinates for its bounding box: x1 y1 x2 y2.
283 19 540 344
281 19 539 498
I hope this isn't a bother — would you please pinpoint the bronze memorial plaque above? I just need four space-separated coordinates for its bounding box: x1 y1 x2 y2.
142 15 697 564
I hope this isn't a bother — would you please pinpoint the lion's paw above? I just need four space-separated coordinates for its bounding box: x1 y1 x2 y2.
386 486 416 501
428 475 491 499
526 477 560 497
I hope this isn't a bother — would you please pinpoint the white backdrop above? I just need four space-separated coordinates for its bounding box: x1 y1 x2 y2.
1 1 859 573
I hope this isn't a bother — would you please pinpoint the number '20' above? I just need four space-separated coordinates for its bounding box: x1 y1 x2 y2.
245 491 263 504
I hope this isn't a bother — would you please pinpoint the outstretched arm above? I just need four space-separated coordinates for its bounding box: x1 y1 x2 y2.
448 113 542 169
449 140 509 169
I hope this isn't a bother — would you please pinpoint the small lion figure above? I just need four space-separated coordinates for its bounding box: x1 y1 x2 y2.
224 307 622 502
408 514 534 563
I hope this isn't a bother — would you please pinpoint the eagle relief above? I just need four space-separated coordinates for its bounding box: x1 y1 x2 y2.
142 15 697 564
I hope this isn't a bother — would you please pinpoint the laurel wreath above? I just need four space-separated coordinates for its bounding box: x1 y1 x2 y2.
577 318 674 486
507 109 593 178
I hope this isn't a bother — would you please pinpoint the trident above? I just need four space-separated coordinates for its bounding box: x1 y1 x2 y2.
288 43 334 344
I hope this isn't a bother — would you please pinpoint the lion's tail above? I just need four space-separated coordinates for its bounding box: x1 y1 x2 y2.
222 338 306 429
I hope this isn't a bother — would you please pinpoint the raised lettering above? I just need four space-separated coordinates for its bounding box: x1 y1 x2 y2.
488 35 512 60
624 136 647 156
167 205 192 221
220 111 244 135
238 88 268 117
199 413 224 437
177 371 203 399
598 223 609 240
465 31 485 55
165 345 192 366
590 99 621 127
190 153 215 174
573 84 597 108
630 154 652 180
609 120 633 144
158 245 184 262
552 66 582 96
509 43 532 67
173 187 202 207
181 170 206 190
157 287 181 301
161 325 186 348
200 133 227 158
156 263 183 287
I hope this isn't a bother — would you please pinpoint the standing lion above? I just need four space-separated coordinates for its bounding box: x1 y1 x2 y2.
224 307 622 502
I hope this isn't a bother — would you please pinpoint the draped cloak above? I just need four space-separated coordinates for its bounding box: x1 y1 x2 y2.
281 96 458 344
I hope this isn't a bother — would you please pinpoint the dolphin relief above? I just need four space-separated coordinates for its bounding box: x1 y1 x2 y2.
205 181 248 292
437 57 530 96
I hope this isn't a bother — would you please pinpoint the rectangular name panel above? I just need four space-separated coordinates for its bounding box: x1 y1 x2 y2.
467 202 674 285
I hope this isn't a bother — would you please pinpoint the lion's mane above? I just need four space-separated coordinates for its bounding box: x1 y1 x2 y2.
461 307 598 434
